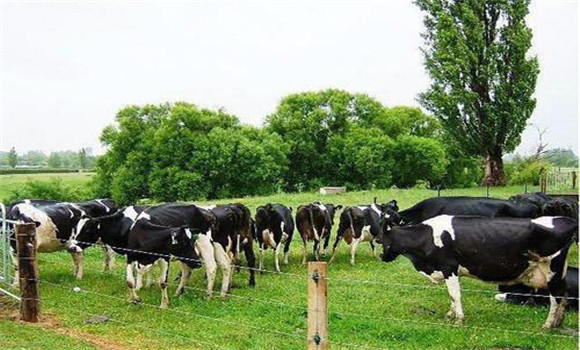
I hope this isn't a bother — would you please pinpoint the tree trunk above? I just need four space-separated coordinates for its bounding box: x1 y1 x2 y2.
482 153 506 186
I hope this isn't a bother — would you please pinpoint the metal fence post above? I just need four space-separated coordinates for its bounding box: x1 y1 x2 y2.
16 223 40 322
308 262 328 350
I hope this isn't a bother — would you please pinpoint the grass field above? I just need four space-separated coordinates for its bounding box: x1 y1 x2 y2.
0 182 578 349
0 172 94 203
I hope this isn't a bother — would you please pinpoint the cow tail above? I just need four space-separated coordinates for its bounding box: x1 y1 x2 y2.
308 204 318 240
347 208 355 235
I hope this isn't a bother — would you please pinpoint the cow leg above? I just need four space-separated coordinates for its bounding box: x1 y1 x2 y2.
274 242 283 272
322 230 331 257
313 240 320 261
158 259 170 309
195 235 217 298
235 235 241 273
102 244 115 272
71 251 84 280
350 238 360 266
10 249 19 288
258 244 265 274
301 238 308 265
329 232 343 264
444 274 464 325
213 243 232 298
126 262 141 303
543 252 569 329
283 238 291 265
175 263 192 296
243 241 256 287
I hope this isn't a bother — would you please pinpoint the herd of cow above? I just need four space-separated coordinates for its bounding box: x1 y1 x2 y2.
4 192 579 330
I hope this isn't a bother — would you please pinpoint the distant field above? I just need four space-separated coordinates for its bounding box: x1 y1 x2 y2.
0 184 577 350
0 172 94 203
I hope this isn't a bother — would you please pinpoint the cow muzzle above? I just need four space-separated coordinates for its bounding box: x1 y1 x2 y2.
66 241 82 253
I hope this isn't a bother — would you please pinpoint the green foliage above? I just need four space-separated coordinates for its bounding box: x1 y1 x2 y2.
7 178 93 203
265 89 387 191
505 155 550 185
96 102 289 204
327 127 394 190
541 148 578 168
372 106 442 139
47 152 62 168
8 147 17 168
416 0 539 185
392 135 449 188
78 148 88 169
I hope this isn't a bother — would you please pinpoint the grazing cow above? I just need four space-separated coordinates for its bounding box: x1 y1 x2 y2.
496 266 578 310
295 202 342 263
509 192 552 210
8 199 119 271
8 202 94 282
396 196 540 225
135 203 229 298
542 198 579 219
329 201 397 265
126 218 202 308
254 203 294 272
378 215 577 328
210 204 256 287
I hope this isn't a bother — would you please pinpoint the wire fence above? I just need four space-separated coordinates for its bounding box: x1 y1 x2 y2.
0 221 578 349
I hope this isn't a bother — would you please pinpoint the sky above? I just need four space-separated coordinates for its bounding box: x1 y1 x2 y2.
1 0 578 156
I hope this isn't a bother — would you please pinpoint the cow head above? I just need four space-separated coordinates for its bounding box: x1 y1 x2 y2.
378 215 402 263
255 205 270 235
69 215 102 252
322 203 342 226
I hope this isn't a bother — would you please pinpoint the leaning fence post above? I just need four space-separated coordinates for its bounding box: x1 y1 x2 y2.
16 223 40 322
308 262 328 350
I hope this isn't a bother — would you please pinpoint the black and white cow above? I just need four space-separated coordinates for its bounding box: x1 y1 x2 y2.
329 201 397 265
126 218 202 308
254 203 294 272
209 203 256 287
496 266 578 310
542 198 579 220
296 202 342 263
396 196 540 225
134 204 229 298
8 199 119 271
8 202 96 282
509 192 552 210
379 215 577 328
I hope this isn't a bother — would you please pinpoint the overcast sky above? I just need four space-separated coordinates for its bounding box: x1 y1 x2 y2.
1 0 578 155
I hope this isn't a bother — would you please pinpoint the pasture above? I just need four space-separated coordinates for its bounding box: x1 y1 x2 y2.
0 172 94 203
0 185 578 350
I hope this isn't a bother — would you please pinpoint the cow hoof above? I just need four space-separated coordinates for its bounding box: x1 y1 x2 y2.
160 303 168 309
130 298 141 305
454 319 464 326
445 311 455 319
494 293 507 302
249 279 256 287
175 289 184 297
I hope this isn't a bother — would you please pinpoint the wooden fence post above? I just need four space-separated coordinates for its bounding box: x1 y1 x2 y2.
308 262 328 350
16 223 40 322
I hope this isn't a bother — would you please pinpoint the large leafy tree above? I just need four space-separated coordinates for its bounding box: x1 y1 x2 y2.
265 89 386 191
416 0 539 185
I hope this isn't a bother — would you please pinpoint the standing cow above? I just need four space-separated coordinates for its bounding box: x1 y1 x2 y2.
254 203 294 272
395 196 540 225
8 202 99 283
329 201 397 265
378 215 577 328
296 202 341 263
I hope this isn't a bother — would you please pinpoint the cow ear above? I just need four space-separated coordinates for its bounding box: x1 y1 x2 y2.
289 206 293 213
34 221 42 228
336 205 343 210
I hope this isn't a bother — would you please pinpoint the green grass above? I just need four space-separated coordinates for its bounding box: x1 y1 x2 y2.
0 185 578 349
0 172 94 203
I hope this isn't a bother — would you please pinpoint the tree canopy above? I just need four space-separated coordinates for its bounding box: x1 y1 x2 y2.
416 0 539 185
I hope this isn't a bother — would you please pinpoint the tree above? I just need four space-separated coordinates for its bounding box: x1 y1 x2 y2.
416 0 539 186
78 148 88 169
391 136 449 188
48 152 62 168
8 147 17 168
266 89 386 191
541 148 578 168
